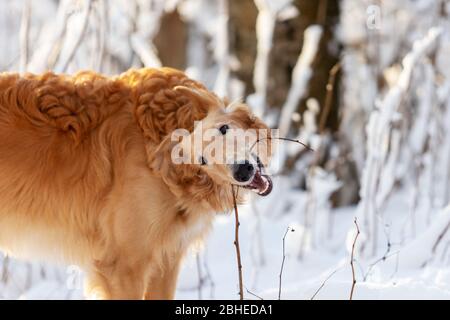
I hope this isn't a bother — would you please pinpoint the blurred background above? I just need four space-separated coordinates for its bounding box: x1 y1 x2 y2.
0 0 449 299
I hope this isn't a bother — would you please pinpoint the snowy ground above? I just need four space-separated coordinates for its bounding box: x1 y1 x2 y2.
176 178 450 300
2 177 449 300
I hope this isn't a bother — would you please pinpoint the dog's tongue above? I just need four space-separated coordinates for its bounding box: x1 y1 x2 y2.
250 171 273 196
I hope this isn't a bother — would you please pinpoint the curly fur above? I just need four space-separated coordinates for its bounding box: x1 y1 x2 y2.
0 67 270 299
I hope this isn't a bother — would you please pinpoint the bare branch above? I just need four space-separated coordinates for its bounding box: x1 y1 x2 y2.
316 0 328 25
95 0 108 72
60 0 93 72
278 226 294 300
232 185 244 300
251 136 314 153
350 218 360 300
196 253 203 300
432 220 450 254
319 61 341 134
311 266 344 300
364 250 400 281
245 287 264 300
130 34 162 68
19 0 31 73
46 2 73 70
202 251 216 299
278 25 323 137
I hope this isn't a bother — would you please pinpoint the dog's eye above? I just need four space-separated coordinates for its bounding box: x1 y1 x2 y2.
199 156 207 165
219 124 229 135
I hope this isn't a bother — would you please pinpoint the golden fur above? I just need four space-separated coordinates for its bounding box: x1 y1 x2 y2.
0 67 270 299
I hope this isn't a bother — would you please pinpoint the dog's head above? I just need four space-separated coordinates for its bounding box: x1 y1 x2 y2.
149 86 273 212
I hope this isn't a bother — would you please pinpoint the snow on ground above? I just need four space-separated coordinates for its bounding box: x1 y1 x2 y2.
176 178 450 300
1 177 449 300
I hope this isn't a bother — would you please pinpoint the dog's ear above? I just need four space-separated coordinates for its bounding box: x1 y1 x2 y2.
148 136 175 173
174 86 223 111
148 133 213 199
148 143 165 172
147 137 186 197
148 132 193 173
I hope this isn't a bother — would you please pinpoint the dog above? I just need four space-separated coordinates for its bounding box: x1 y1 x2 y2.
0 67 273 299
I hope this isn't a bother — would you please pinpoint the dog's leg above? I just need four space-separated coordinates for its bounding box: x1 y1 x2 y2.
85 260 147 300
107 265 147 300
84 271 112 300
144 255 182 300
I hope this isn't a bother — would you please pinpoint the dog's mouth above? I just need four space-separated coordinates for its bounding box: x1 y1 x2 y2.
242 169 273 196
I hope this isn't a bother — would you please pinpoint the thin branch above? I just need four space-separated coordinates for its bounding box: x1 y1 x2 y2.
316 0 328 25
196 253 203 300
363 222 396 280
232 185 244 300
432 220 450 253
95 0 108 72
278 25 323 136
245 287 263 300
19 0 31 73
364 250 400 281
252 0 276 117
46 1 73 70
130 34 162 68
440 240 450 263
319 62 341 133
251 136 314 153
310 266 345 300
213 0 230 97
60 0 93 72
202 251 216 299
350 218 360 300
278 226 294 300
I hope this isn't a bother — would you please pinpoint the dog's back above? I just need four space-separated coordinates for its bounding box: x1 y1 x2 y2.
0 71 139 264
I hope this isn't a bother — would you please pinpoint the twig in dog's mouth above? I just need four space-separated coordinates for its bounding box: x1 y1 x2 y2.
235 171 273 196
250 136 314 153
228 137 311 299
231 185 244 300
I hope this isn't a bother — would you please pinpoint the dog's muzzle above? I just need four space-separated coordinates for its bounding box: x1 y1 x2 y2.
232 160 273 196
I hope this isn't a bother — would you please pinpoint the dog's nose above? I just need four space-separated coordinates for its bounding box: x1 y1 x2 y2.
233 160 255 182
